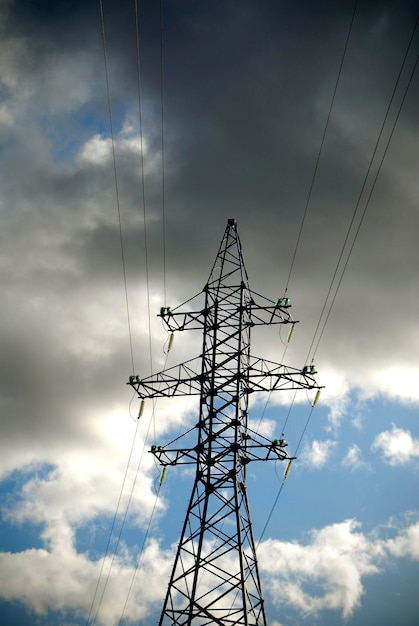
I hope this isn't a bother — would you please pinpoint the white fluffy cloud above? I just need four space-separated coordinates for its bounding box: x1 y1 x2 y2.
0 437 172 625
0 533 173 626
79 134 113 165
258 518 419 620
372 425 419 465
77 128 145 167
341 443 370 471
2 513 418 624
301 439 337 468
386 521 419 561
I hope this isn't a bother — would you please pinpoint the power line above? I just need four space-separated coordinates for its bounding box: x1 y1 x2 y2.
90 341 174 623
86 420 140 626
117 482 164 625
255 1 360 541
98 0 135 376
110 349 175 624
160 0 167 307
90 1 175 615
86 4 139 623
89 409 158 625
257 16 419 545
311 50 419 362
284 0 359 295
257 403 314 545
308 17 419 364
133 0 155 384
87 1 160 620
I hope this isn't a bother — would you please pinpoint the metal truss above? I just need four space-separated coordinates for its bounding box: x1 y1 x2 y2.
128 219 321 625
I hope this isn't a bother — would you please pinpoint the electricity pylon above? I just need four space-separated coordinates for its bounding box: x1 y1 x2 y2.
128 219 321 625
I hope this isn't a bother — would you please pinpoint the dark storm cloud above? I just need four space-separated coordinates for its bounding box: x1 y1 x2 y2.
1 0 419 477
5 1 417 237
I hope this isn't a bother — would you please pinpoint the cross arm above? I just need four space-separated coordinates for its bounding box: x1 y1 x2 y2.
127 357 204 399
149 425 296 467
245 356 322 393
158 290 297 334
128 355 322 400
247 290 296 326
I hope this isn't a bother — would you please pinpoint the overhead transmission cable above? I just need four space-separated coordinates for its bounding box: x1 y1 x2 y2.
160 0 167 307
91 344 174 625
283 36 419 482
311 73 418 360
134 0 154 381
87 4 140 624
117 482 164 625
303 15 419 369
283 10 418 445
308 20 419 363
86 420 142 626
88 1 170 622
258 19 419 545
259 0 360 452
98 0 135 377
256 0 358 449
98 7 171 623
283 0 359 295
89 404 161 625
85 421 140 626
112 346 174 626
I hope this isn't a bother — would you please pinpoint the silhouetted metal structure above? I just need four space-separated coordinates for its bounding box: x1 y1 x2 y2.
129 219 321 625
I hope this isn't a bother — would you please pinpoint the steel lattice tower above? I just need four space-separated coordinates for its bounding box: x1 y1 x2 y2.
128 219 320 625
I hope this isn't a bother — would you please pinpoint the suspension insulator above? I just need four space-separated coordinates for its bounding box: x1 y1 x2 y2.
159 467 167 485
312 389 321 408
287 324 295 343
284 460 293 479
138 400 145 419
168 333 174 352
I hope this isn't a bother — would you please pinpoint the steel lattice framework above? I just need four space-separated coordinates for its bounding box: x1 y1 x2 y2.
128 219 321 625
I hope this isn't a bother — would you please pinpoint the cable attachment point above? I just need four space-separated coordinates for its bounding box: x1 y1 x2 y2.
276 297 291 308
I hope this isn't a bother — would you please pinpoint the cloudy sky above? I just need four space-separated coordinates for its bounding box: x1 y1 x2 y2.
1 0 419 624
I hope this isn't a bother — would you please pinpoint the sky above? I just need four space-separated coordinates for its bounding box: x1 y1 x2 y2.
0 0 419 624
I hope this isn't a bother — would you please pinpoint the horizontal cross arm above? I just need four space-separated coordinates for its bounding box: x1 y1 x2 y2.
245 356 322 393
127 357 204 399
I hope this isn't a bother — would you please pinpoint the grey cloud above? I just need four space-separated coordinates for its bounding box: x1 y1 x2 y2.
0 3 418 623
0 0 418 483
